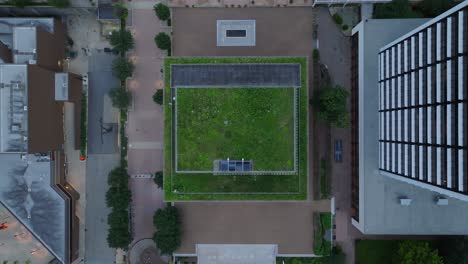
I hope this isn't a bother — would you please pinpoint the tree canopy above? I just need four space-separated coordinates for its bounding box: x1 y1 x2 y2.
109 87 132 110
106 166 132 249
439 236 468 264
416 0 457 18
47 0 70 8
153 205 181 255
109 29 134 53
153 89 164 105
154 32 171 50
374 0 422 19
395 240 443 264
311 85 350 128
112 57 135 81
154 3 170 21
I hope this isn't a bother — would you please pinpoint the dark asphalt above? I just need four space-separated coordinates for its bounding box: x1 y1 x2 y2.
88 53 119 154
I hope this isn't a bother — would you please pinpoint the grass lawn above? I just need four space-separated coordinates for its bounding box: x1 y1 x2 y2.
164 57 308 200
355 240 400 264
176 87 295 171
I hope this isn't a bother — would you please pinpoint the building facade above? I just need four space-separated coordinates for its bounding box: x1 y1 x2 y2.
378 2 468 201
351 0 468 235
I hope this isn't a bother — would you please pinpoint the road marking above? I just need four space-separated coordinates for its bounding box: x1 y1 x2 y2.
130 174 153 179
128 141 163 150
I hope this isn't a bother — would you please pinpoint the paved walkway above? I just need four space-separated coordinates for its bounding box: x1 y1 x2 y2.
127 9 165 176
316 7 361 264
127 10 167 263
130 178 165 242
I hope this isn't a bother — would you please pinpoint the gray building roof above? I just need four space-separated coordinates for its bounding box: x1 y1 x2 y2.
0 18 67 263
353 18 468 235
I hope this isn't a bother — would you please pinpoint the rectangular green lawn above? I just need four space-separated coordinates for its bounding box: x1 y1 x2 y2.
176 87 295 172
164 57 308 200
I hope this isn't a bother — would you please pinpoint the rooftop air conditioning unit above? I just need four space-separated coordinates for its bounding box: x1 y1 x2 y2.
399 197 412 206
435 197 449 206
28 59 36 65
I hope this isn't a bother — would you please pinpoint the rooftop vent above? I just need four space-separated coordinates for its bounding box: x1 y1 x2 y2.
435 197 449 206
399 197 412 206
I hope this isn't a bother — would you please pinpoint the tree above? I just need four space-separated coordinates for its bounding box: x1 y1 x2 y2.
114 3 129 20
107 208 130 227
154 3 170 21
109 87 132 110
439 236 468 264
107 226 131 249
395 240 443 264
47 0 70 7
112 58 134 81
416 0 457 18
153 205 181 255
106 185 132 208
153 89 163 105
311 85 350 128
153 171 163 188
106 166 131 208
373 0 422 19
109 30 134 53
9 0 32 7
108 166 129 186
154 33 171 50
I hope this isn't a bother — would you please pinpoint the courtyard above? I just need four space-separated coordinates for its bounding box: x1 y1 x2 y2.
164 57 308 200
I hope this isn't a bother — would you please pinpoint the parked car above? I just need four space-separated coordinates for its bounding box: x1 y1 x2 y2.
334 139 343 162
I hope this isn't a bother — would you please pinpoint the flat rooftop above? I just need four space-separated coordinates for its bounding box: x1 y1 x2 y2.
0 18 54 64
354 18 468 234
0 153 66 261
172 7 314 57
175 202 321 255
0 203 55 263
0 64 28 153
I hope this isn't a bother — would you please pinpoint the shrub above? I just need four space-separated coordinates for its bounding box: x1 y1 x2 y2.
311 85 350 128
153 205 181 255
312 49 320 63
154 3 170 21
109 87 132 110
314 213 332 256
342 24 349 31
80 93 87 157
112 58 134 81
109 29 134 53
153 171 163 188
153 89 164 105
155 32 171 50
319 159 330 199
332 13 343 25
47 0 69 8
